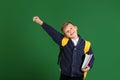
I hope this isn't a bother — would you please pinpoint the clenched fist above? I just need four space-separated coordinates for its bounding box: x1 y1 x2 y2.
33 16 43 25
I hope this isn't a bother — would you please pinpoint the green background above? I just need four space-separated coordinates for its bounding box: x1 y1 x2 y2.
0 0 120 80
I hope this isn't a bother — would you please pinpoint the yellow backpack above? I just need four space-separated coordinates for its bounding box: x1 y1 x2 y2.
61 37 91 80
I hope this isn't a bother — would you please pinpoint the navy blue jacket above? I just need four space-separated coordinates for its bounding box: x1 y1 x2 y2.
41 22 94 77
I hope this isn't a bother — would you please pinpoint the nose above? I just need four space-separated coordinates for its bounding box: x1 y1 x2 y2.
70 29 73 33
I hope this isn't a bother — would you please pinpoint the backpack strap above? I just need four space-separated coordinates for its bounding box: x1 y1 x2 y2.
84 40 91 54
61 37 69 47
83 40 91 80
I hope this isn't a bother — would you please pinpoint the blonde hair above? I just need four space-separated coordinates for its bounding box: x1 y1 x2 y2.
61 21 74 32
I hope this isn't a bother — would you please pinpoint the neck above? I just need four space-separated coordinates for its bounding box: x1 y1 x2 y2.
71 35 79 40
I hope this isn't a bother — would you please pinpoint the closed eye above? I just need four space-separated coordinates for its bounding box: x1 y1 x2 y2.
65 30 70 33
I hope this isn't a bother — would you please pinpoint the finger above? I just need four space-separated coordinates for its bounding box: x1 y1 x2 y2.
33 17 35 21
81 68 86 72
33 17 37 22
33 18 35 22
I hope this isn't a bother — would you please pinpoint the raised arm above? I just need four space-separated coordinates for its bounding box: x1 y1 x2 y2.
33 16 64 45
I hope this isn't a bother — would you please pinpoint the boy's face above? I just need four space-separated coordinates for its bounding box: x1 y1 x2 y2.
63 23 78 39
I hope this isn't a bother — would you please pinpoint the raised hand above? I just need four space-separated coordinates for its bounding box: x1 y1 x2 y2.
33 16 43 25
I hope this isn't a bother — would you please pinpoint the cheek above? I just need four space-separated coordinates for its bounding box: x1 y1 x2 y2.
65 33 70 37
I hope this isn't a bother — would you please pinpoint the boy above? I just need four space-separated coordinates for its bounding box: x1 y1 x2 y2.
33 16 94 80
